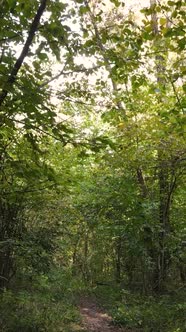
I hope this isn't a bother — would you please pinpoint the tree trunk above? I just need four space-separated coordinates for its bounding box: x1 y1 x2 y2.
150 0 172 292
0 200 19 290
115 237 122 283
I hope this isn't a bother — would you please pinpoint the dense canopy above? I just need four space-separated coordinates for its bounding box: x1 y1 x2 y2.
0 1 185 331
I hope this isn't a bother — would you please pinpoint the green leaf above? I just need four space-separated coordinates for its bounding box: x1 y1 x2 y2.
110 0 121 7
79 5 89 15
168 1 175 5
159 17 167 26
182 84 186 93
38 53 48 61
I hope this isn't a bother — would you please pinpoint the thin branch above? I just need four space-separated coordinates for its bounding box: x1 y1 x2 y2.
41 65 102 87
0 33 22 43
2 184 56 196
11 118 67 144
40 64 67 87
170 79 185 115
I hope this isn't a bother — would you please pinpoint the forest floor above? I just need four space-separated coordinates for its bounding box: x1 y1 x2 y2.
78 296 134 332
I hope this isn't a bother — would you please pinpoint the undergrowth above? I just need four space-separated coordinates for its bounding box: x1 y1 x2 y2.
92 284 186 332
0 269 85 332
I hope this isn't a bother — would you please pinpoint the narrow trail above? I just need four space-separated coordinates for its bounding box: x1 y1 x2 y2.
79 297 131 332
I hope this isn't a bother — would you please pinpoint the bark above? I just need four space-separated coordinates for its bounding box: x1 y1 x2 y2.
0 204 18 289
115 237 122 283
179 261 186 284
155 161 170 290
83 232 90 281
137 167 148 198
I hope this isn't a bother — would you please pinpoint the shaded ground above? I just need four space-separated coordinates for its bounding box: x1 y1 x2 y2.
78 297 131 332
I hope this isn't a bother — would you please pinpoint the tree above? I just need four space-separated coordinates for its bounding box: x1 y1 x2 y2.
0 0 185 297
54 0 186 292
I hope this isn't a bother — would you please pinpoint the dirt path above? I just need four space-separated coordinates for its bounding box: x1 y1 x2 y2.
79 297 129 332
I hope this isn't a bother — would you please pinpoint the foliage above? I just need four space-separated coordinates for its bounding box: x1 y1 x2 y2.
92 285 186 332
0 270 83 332
112 293 186 332
0 0 185 331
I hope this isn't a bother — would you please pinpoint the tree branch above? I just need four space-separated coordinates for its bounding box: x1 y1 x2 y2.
84 0 124 112
0 0 48 107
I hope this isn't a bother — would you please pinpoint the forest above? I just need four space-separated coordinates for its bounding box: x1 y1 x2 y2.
0 0 185 331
